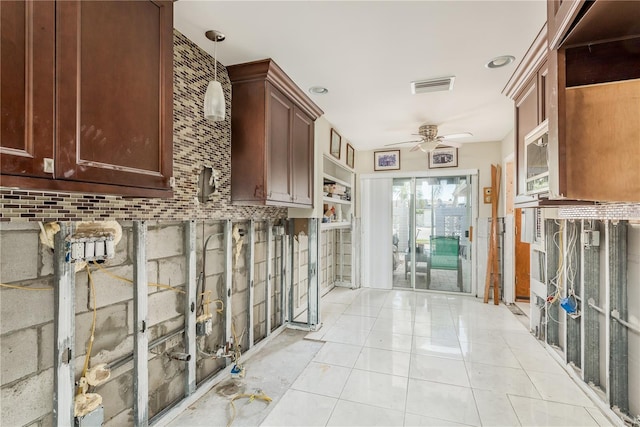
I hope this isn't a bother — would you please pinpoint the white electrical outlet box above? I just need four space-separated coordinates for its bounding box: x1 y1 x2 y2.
583 230 600 247
196 313 213 336
66 236 115 263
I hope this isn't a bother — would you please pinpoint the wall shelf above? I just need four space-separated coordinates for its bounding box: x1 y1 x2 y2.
320 221 351 230
323 196 351 206
323 173 350 188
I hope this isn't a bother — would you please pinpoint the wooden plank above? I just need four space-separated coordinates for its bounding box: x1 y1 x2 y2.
484 165 497 303
492 165 502 305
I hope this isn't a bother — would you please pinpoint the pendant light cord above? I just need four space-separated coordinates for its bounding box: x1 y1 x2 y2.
214 38 218 82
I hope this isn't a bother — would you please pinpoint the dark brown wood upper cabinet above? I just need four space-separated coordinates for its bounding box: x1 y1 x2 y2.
1 0 173 197
1 0 55 179
506 0 640 204
266 85 294 204
514 76 539 197
291 105 314 206
228 59 323 208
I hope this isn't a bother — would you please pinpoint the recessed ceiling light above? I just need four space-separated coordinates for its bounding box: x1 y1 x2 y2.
309 86 328 95
485 55 515 69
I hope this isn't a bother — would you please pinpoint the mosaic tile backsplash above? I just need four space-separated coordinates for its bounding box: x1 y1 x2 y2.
0 30 287 223
558 203 640 220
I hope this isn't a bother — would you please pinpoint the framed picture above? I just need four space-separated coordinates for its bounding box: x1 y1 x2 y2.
346 143 355 169
330 128 341 159
374 149 400 171
429 147 458 168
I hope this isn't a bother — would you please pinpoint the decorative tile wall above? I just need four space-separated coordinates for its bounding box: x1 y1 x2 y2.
558 203 640 220
0 30 287 223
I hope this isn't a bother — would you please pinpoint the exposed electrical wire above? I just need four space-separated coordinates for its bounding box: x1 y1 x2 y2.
92 261 185 294
226 391 272 427
0 283 53 291
78 265 98 395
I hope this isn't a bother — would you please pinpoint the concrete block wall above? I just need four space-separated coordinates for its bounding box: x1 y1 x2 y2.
1 223 55 427
1 219 293 426
195 221 226 385
253 222 268 343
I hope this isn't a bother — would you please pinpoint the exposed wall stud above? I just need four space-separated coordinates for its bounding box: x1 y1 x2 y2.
567 220 581 368
248 220 255 348
266 220 273 336
308 218 320 328
54 222 75 427
609 221 629 413
224 220 233 363
280 233 287 325
288 220 295 324
338 228 344 283
133 221 149 426
604 220 611 405
583 220 601 386
546 219 560 346
185 220 197 395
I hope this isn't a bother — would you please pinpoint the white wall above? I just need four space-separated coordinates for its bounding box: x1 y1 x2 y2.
356 141 502 219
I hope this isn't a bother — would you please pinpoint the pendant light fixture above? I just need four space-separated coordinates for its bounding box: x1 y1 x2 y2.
204 30 226 122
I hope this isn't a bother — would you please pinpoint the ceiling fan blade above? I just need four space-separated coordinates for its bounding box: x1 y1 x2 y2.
440 132 472 140
384 139 423 147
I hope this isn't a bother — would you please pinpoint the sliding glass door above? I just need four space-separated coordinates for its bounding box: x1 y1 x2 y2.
392 175 472 293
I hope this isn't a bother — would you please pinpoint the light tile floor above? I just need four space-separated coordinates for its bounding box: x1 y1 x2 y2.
264 287 615 427
173 287 617 427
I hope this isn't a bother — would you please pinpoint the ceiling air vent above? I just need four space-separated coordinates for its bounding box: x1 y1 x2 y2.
410 76 455 94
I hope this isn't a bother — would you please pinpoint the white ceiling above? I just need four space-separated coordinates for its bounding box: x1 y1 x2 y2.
174 1 546 151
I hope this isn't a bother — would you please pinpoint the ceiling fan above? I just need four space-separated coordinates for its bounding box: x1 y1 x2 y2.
384 124 472 152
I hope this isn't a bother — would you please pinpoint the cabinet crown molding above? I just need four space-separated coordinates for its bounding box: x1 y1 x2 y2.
227 58 324 120
503 23 548 100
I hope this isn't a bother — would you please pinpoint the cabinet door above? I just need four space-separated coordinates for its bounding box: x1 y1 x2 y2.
291 106 314 206
56 0 173 191
514 76 538 196
1 0 55 179
538 60 549 123
266 84 292 203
